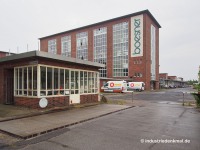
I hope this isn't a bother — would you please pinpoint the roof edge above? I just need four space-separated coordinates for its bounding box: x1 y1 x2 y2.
39 9 161 40
0 50 105 68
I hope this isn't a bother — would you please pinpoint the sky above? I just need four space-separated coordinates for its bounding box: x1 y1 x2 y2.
0 0 199 81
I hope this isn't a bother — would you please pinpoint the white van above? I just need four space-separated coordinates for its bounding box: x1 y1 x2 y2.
127 82 145 92
101 81 127 93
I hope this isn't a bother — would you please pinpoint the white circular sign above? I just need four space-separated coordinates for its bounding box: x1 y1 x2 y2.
39 98 48 108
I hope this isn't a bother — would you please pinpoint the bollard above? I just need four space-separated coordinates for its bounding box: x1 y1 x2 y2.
132 91 133 103
182 92 185 106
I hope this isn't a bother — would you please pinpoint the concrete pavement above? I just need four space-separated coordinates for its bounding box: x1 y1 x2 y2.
0 104 132 139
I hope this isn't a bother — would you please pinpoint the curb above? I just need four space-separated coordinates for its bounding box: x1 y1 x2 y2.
0 105 134 140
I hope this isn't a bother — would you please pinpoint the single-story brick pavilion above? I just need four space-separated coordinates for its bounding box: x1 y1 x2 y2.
0 50 104 108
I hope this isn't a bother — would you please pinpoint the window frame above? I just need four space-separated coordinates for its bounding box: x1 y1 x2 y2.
14 64 99 98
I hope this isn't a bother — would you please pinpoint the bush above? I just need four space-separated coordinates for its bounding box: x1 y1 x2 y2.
193 83 200 92
101 95 108 103
191 93 200 107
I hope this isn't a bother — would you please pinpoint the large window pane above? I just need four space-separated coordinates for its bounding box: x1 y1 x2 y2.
19 68 22 95
54 68 59 90
61 36 71 57
71 71 74 94
48 39 57 54
33 66 37 90
93 27 107 77
33 66 37 96
92 72 95 93
113 22 129 77
88 72 92 93
95 72 98 93
76 32 88 60
28 67 32 96
47 67 52 95
84 72 88 93
65 69 70 95
41 67 46 90
60 69 64 95
80 71 84 94
15 68 18 95
23 67 27 95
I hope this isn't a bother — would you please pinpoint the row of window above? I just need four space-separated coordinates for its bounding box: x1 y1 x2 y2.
48 22 129 78
14 65 99 97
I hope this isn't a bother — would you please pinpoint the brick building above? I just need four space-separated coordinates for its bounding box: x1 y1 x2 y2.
0 51 103 108
39 10 161 90
0 51 14 58
159 73 187 88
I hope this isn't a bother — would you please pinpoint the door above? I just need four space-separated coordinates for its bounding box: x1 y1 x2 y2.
70 71 80 104
4 69 14 104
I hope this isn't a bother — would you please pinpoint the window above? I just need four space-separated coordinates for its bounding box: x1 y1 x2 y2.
47 67 53 95
76 32 88 60
151 25 156 80
70 71 79 94
65 69 70 94
60 69 64 95
61 36 71 57
80 71 84 94
134 72 143 78
23 67 27 95
14 66 38 97
41 66 47 96
48 39 57 54
93 27 107 77
14 65 99 97
33 66 37 96
84 72 88 93
54 68 59 94
28 67 33 96
113 22 129 77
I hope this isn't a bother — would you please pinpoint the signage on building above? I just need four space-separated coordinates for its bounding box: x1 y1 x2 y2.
131 15 143 57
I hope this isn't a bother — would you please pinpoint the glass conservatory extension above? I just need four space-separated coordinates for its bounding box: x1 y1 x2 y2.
14 65 99 98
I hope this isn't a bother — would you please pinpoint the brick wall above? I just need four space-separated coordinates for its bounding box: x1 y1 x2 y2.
0 68 4 103
15 96 69 109
159 73 168 79
0 52 6 58
80 94 98 104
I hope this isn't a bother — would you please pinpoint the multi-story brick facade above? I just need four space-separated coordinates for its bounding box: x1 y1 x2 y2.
39 10 161 90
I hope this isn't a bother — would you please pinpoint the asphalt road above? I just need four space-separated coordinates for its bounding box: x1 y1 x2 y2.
3 88 200 150
104 87 196 103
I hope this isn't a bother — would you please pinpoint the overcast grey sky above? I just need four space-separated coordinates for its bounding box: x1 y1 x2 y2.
0 0 199 80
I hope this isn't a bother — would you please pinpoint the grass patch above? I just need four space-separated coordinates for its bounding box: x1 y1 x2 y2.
101 99 126 105
183 101 196 107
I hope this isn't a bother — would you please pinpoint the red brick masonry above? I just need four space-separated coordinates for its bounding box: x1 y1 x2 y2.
15 94 98 109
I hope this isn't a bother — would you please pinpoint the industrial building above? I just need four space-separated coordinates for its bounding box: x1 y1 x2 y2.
39 10 161 90
159 73 187 88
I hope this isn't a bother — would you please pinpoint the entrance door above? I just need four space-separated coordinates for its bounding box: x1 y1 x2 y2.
70 71 80 104
4 69 14 104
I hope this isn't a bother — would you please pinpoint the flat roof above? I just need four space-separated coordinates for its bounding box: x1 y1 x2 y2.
39 9 161 40
0 50 105 68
